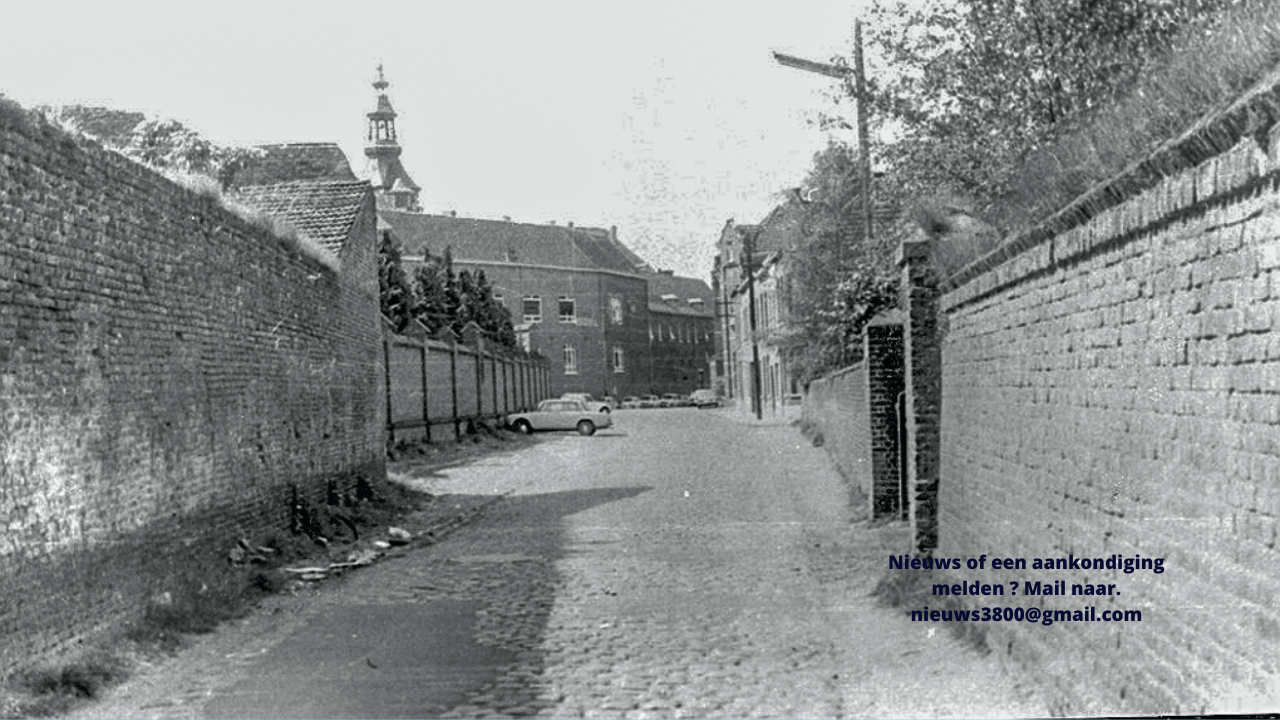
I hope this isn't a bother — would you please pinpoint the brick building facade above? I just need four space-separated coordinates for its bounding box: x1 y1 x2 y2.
365 68 714 401
380 211 659 399
646 271 716 394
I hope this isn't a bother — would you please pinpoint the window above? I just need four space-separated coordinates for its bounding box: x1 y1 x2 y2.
612 346 625 373
558 296 576 323
563 344 578 375
609 296 624 324
523 296 542 323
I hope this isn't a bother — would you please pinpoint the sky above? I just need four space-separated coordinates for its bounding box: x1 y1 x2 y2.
1 1 868 280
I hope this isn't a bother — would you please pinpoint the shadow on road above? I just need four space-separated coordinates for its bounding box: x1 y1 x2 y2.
406 483 653 717
203 484 652 719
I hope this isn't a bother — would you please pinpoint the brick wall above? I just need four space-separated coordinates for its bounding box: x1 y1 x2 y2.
0 105 385 675
864 318 905 519
934 79 1280 713
383 321 551 444
803 363 870 508
801 314 906 517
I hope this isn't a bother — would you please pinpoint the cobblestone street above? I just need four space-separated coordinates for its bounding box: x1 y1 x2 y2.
72 408 1043 719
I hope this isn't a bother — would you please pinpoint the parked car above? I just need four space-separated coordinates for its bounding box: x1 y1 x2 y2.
509 399 613 436
620 396 642 409
660 393 687 408
560 392 611 413
690 388 720 408
639 394 661 409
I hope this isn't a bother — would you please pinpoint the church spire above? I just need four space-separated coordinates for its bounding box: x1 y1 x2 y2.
365 64 399 147
362 64 421 212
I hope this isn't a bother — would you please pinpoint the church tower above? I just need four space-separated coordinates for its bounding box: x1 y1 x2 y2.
363 64 422 212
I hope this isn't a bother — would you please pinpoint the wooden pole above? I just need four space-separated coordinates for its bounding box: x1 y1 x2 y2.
853 18 874 244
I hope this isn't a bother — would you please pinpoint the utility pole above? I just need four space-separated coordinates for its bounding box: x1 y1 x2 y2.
742 228 763 420
773 17 874 243
852 19 873 243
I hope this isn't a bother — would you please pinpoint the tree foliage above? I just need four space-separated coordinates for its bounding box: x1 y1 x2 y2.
782 143 900 384
785 0 1266 383
44 107 263 190
860 0 1248 226
379 232 416 333
378 235 518 349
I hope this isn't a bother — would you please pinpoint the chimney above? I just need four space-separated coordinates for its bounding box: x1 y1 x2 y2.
448 210 457 217
610 225 618 242
567 220 574 228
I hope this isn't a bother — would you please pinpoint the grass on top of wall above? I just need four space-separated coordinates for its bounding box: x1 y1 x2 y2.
159 168 341 274
4 97 341 274
996 1 1280 243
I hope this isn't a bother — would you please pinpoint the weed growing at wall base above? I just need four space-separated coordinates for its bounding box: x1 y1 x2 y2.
0 481 426 718
872 564 990 654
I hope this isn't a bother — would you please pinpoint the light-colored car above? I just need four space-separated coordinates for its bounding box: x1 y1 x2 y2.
620 396 642 409
660 393 687 408
510 399 613 436
690 388 720 408
560 392 611 414
639 394 661 409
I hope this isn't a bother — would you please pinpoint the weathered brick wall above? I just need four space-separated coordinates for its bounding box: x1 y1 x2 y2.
803 316 907 517
936 84 1280 713
864 318 905 519
383 322 550 444
803 363 870 507
0 105 385 675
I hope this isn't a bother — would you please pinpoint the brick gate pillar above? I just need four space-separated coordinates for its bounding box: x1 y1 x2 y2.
864 312 905 520
898 236 941 553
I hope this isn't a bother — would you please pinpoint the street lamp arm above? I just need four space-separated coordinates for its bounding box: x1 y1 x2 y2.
771 52 849 79
771 19 874 243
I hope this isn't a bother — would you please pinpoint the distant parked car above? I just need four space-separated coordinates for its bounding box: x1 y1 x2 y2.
639 394 661 409
660 393 687 408
560 392 611 413
690 389 720 408
620 396 642 409
509 399 613 436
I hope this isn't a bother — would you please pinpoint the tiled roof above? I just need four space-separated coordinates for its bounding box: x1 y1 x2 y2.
647 272 714 318
379 211 642 274
233 181 371 253
364 155 421 193
233 143 358 186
